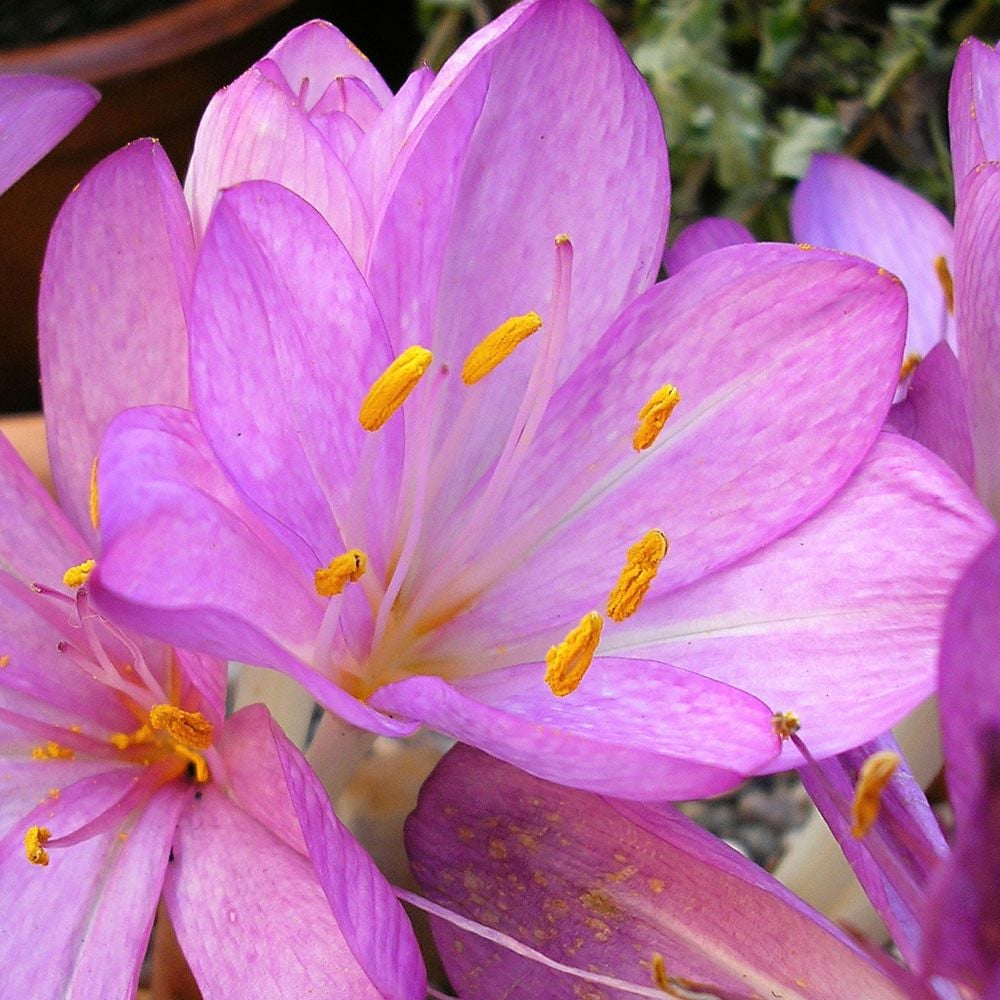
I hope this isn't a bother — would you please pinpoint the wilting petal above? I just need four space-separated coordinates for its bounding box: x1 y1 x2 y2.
605 434 992 765
168 706 424 998
0 74 98 195
38 139 194 543
0 769 185 998
949 38 1000 192
370 657 779 799
190 181 399 563
406 745 910 1000
954 162 1000 517
663 216 754 274
792 153 955 358
886 341 974 487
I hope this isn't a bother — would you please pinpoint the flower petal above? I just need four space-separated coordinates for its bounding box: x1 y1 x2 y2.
792 153 955 359
949 38 1000 192
0 74 98 195
405 745 910 1000
663 216 755 275
370 657 779 799
38 139 194 543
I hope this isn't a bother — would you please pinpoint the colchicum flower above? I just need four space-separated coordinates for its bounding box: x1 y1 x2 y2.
71 0 991 802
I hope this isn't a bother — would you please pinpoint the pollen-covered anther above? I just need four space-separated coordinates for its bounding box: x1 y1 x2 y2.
771 710 800 740
110 723 152 751
934 255 955 314
899 352 922 383
149 705 214 751
89 457 100 530
633 385 680 452
25 826 51 867
315 548 367 598
63 559 96 589
544 611 603 697
607 530 668 622
851 750 900 838
32 741 75 761
359 345 433 431
461 312 543 385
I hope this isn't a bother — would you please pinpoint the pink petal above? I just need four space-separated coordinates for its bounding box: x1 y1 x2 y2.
949 38 1000 192
370 657 779 799
663 216 755 274
38 139 194 544
0 74 98 195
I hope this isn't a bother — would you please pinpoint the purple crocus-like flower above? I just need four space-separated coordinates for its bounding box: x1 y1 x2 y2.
404 743 923 999
0 74 98 196
0 430 425 997
80 0 991 801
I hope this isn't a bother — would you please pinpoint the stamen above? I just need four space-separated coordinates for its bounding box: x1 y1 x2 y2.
899 353 922 382
315 549 367 597
32 741 76 761
607 530 668 622
544 611 603 697
461 312 543 385
89 458 100 530
173 745 210 783
633 385 681 452
934 255 955 314
63 559 96 589
772 711 800 740
25 826 51 867
110 724 153 750
359 345 433 432
148 705 214 750
851 750 900 838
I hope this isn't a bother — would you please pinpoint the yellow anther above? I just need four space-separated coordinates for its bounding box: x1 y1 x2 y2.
89 457 100 530
555 233 571 245
314 549 367 598
148 705 214 750
899 352 922 383
359 345 433 431
25 826 51 867
110 723 152 751
772 711 800 740
607 530 668 622
934 255 955 314
174 745 210 783
461 312 543 385
632 385 680 452
544 611 603 697
32 742 75 761
851 750 900 838
63 559 95 589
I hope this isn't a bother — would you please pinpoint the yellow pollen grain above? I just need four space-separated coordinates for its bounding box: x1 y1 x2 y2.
633 385 680 452
63 559 96 589
0 654 8 668
851 750 900 838
899 352 922 383
89 457 100 530
32 742 75 761
148 705 214 750
651 953 669 991
772 711 800 740
25 826 51 867
544 611 603 697
359 345 433 431
607 530 668 622
934 255 955 314
461 312 543 385
315 548 367 597
48 789 60 800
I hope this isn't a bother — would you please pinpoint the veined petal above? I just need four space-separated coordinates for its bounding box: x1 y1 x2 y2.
792 153 955 359
949 38 1000 193
167 706 422 998
663 216 755 275
0 74 98 196
369 658 779 800
405 745 910 1000
39 139 194 543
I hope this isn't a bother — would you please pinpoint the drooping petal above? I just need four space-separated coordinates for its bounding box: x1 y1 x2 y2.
0 768 185 998
949 38 1000 193
405 745 911 1000
167 705 424 998
0 74 98 196
370 657 779 799
190 180 399 564
663 216 754 275
38 139 194 543
954 161 1000 518
792 153 955 358
886 341 975 487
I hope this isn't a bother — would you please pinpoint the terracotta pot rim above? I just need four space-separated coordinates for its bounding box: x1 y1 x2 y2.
0 0 296 82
